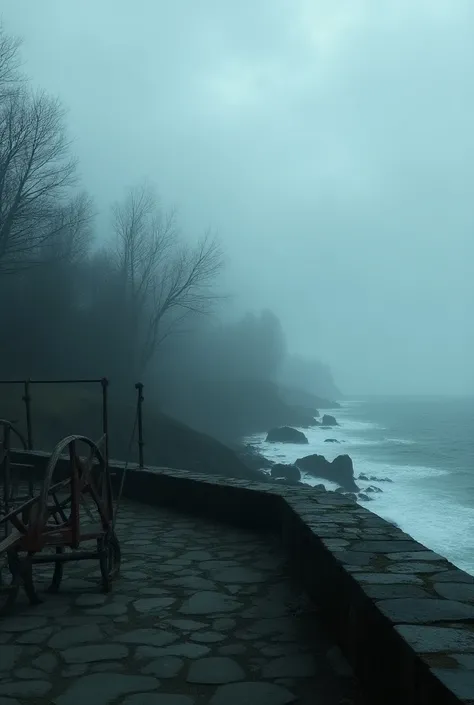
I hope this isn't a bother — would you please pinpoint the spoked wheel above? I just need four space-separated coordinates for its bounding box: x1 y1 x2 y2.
98 530 121 593
18 434 114 603
0 550 20 616
40 435 110 533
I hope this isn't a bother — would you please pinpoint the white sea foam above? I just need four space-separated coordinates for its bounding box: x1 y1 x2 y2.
385 437 416 445
300 473 340 492
358 473 474 576
338 419 385 431
246 402 474 576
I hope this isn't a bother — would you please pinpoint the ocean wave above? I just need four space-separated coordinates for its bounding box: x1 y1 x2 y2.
353 458 448 480
385 437 416 445
352 479 474 576
337 419 385 431
300 472 340 491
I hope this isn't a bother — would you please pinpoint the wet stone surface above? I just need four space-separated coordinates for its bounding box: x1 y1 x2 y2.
378 598 474 624
0 500 363 705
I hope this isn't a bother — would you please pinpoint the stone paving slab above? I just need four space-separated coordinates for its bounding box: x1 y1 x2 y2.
0 501 365 705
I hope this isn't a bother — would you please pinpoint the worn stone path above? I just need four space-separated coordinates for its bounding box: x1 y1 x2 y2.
0 501 366 705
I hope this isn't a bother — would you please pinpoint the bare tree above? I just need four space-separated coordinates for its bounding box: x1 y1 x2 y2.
0 88 79 272
140 233 223 370
112 183 224 376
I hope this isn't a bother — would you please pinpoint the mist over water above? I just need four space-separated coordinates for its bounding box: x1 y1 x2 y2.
250 396 474 575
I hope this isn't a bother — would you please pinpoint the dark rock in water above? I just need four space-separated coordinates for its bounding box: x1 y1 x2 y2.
366 485 383 494
358 473 369 481
295 454 359 492
331 455 358 491
344 492 357 502
321 414 338 427
296 454 327 475
266 427 309 444
270 463 301 482
324 438 339 443
359 493 372 501
314 483 326 491
369 475 393 483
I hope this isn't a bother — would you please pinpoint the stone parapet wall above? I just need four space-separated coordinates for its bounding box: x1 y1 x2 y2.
9 450 474 704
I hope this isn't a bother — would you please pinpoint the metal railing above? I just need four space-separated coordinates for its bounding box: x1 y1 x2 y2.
0 378 147 469
135 382 144 469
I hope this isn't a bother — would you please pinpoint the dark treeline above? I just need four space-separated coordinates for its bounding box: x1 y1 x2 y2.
154 312 340 440
0 24 338 460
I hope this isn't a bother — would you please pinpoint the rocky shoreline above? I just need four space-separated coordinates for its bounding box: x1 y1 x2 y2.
235 408 394 504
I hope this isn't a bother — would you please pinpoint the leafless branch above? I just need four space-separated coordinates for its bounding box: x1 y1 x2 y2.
112 184 224 375
0 87 78 273
0 24 22 100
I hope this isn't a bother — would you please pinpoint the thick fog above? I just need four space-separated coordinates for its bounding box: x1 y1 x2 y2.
2 1 474 396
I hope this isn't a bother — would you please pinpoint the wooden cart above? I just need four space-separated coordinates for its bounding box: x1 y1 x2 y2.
0 420 121 616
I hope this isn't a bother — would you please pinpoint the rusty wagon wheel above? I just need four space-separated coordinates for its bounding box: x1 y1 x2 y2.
39 434 113 532
24 434 115 599
0 549 20 616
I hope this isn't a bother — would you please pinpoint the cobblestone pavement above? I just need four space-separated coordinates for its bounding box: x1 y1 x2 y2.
0 501 366 705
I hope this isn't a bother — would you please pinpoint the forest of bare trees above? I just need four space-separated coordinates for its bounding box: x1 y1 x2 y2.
0 23 336 450
0 26 224 386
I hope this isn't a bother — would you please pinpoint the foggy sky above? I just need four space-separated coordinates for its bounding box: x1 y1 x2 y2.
3 1 474 396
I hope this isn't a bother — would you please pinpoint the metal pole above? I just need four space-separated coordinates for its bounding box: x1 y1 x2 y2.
101 378 109 467
3 424 11 536
135 382 144 468
22 379 33 450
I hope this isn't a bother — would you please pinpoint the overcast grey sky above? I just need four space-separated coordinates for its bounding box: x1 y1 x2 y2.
3 1 474 395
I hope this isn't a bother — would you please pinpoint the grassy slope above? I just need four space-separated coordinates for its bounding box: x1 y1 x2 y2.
159 378 335 441
0 384 265 482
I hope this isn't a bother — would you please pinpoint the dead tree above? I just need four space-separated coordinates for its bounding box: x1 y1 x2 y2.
112 183 224 376
0 25 94 273
0 88 81 273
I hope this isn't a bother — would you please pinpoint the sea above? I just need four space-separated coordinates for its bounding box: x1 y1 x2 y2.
247 396 474 576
